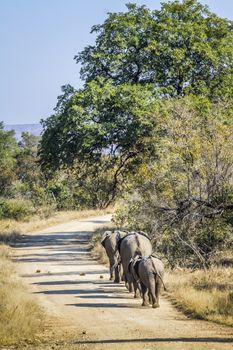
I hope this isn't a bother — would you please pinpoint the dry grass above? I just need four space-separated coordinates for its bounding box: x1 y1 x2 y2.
0 208 113 244
165 267 233 326
0 245 43 345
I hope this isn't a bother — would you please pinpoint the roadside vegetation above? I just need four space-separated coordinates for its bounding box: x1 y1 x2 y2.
1 0 233 340
39 0 233 270
166 267 233 326
0 245 43 345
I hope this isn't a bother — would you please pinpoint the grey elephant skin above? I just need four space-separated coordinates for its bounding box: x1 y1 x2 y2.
101 230 127 283
119 233 152 296
129 255 165 308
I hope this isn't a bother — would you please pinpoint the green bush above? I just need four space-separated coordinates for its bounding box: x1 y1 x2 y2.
47 181 75 210
0 198 35 220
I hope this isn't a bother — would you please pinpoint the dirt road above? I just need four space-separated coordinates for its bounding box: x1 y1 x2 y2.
13 215 233 350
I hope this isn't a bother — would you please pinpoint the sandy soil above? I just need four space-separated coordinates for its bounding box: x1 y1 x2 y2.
11 215 233 350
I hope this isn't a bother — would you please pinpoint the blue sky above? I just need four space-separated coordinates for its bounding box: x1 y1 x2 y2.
1 0 233 125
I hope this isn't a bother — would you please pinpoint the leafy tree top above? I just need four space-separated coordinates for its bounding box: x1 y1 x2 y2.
75 0 233 98
39 80 159 172
0 122 19 194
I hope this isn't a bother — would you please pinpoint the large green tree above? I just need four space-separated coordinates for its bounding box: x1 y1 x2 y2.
75 0 233 98
113 97 233 268
0 122 19 195
39 80 158 207
16 132 41 185
39 0 233 207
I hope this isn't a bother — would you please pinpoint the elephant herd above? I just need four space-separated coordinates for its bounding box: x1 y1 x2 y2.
101 230 166 308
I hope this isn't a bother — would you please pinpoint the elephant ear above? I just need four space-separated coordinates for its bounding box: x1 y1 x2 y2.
101 231 112 247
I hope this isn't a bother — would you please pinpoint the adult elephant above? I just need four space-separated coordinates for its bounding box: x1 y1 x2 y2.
128 255 166 308
119 232 152 297
101 230 128 283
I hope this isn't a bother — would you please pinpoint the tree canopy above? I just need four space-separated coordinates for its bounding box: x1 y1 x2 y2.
40 80 157 170
39 0 233 208
75 0 233 98
39 80 160 206
0 122 19 195
113 96 233 268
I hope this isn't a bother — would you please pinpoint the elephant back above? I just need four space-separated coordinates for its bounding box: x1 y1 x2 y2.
120 233 152 274
135 233 152 256
150 256 165 278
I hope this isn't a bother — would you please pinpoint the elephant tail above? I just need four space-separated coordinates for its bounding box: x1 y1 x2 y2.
135 233 141 255
150 257 167 291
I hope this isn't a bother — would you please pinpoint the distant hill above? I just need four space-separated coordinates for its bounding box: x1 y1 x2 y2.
4 124 43 140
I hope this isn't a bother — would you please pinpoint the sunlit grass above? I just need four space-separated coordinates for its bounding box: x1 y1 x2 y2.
0 245 43 345
166 267 233 326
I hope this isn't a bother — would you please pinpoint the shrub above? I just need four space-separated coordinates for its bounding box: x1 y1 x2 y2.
47 182 75 210
0 198 35 220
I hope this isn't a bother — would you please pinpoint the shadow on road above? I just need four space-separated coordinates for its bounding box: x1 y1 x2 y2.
13 219 144 311
14 230 101 270
14 231 92 249
67 302 138 308
75 337 233 344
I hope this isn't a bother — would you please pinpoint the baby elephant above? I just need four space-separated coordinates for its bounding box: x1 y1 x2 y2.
128 255 166 308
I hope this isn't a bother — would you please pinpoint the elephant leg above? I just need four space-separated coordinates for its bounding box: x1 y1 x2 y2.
133 280 140 298
121 271 125 282
128 281 133 293
124 274 129 290
126 272 133 292
109 264 114 280
148 291 152 304
155 276 162 307
114 265 120 283
118 264 122 282
141 282 149 306
148 275 158 308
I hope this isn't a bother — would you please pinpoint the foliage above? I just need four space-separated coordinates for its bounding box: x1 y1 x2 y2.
1 0 233 269
0 128 54 220
39 80 159 207
0 122 19 196
47 180 74 210
40 0 233 210
113 97 233 268
75 0 233 99
16 132 41 185
0 198 35 221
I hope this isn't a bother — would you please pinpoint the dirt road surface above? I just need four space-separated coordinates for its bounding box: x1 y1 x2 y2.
12 215 232 350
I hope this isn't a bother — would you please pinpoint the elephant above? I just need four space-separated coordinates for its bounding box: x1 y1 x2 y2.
119 232 152 297
101 230 128 283
128 254 166 308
